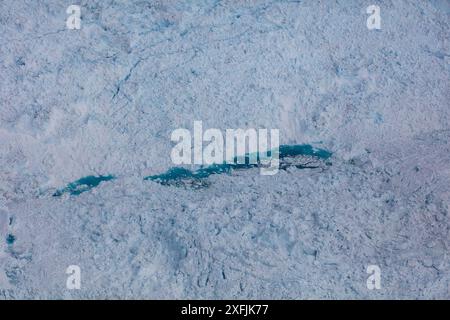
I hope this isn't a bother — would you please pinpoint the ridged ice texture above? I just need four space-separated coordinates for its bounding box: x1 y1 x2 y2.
0 1 449 299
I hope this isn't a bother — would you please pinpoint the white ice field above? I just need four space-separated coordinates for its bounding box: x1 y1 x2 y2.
0 1 449 299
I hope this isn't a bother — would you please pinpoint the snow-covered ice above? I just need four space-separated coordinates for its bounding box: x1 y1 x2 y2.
0 0 449 299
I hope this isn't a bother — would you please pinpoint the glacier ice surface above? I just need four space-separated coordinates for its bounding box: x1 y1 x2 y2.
0 0 449 299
